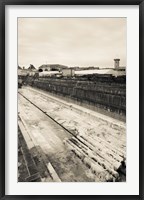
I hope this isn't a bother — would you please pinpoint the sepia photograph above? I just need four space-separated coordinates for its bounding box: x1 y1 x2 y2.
18 17 126 182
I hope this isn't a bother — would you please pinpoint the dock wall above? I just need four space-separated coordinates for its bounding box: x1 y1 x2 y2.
23 76 126 121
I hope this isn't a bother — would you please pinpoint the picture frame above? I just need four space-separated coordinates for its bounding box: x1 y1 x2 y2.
0 0 143 199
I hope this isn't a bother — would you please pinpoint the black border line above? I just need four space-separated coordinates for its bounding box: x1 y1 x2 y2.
0 0 143 5
139 1 144 199
0 1 143 199
0 0 5 199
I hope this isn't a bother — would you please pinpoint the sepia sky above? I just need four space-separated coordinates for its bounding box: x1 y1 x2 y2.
18 18 126 68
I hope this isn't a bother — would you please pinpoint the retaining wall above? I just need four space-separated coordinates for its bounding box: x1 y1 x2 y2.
24 76 126 121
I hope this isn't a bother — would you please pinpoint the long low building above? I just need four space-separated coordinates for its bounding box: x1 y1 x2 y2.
75 69 126 77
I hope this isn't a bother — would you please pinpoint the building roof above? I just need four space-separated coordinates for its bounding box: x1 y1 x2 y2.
18 65 22 69
75 69 112 75
75 69 126 77
39 64 68 69
28 64 36 70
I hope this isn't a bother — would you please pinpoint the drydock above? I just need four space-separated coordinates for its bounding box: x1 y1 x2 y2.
17 17 126 183
18 84 126 182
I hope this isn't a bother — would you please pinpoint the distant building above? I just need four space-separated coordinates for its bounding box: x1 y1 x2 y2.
18 65 22 69
88 66 99 70
18 64 37 76
62 68 75 77
28 64 36 70
18 68 29 76
39 64 68 72
75 68 126 77
114 66 126 71
71 66 80 71
114 58 126 72
72 66 99 71
114 58 120 69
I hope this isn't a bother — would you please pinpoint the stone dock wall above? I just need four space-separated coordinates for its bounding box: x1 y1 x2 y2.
23 76 126 121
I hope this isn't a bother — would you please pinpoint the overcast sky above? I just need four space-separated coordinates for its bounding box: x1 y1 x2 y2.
18 18 126 69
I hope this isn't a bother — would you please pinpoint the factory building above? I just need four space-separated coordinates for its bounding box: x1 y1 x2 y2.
39 64 68 72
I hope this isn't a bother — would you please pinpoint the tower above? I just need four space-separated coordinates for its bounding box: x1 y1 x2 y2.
114 58 120 69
